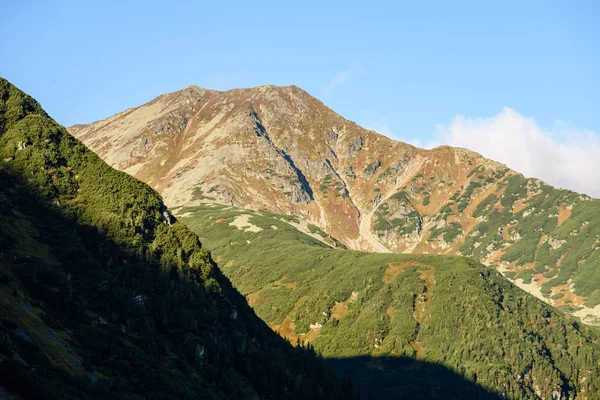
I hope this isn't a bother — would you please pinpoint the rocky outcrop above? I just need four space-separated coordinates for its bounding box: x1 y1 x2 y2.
341 135 362 158
547 237 566 249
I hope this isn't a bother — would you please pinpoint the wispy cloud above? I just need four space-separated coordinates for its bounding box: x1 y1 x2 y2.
322 71 352 101
429 107 600 198
365 108 600 197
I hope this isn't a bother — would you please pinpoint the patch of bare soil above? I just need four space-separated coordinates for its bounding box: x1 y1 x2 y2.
557 206 572 226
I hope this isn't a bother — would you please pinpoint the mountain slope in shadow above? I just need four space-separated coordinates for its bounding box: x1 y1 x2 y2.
326 356 501 400
0 78 351 399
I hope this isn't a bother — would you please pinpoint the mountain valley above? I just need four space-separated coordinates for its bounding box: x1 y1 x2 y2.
0 78 598 399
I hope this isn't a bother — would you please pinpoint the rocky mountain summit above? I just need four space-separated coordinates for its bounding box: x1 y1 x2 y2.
69 85 495 248
70 84 600 324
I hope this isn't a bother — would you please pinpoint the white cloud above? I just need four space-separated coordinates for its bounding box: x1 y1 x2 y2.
430 107 600 198
322 71 352 101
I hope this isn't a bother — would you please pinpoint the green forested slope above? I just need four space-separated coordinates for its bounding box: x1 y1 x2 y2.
179 204 600 399
0 78 352 399
375 166 600 318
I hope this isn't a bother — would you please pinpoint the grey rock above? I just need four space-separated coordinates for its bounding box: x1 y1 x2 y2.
139 137 150 150
162 211 174 226
15 329 33 343
343 164 356 181
548 237 566 249
325 128 339 145
364 160 381 178
12 352 27 366
23 303 34 315
342 135 362 157
195 344 205 366
134 294 144 305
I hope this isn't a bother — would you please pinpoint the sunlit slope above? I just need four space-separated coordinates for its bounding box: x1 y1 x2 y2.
70 84 600 324
179 204 600 399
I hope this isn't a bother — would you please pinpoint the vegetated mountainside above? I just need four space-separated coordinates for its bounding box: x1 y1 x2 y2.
178 204 600 400
0 78 354 399
69 85 600 324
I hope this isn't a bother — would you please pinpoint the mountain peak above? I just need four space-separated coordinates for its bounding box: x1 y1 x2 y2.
69 82 600 326
181 84 207 95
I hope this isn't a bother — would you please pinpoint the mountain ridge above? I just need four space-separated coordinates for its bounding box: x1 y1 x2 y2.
69 83 600 324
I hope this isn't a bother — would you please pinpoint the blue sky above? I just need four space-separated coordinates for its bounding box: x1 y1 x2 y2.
2 0 600 195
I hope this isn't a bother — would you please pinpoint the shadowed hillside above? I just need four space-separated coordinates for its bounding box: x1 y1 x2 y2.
327 356 501 400
0 78 353 399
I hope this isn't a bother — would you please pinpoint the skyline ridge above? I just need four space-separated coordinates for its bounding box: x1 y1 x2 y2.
68 81 597 199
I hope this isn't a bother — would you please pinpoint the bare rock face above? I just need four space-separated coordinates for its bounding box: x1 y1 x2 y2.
66 85 510 250
547 237 566 249
341 135 362 158
373 191 423 251
342 164 356 181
